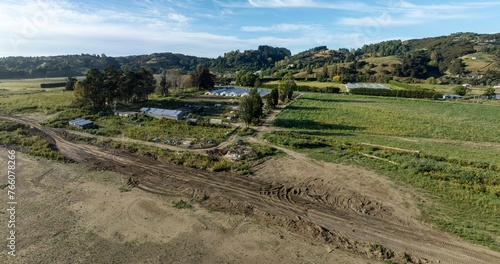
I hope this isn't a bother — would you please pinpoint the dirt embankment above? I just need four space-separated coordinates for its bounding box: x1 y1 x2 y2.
2 113 500 263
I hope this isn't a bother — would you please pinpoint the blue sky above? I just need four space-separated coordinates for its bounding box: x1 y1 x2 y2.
1 0 499 58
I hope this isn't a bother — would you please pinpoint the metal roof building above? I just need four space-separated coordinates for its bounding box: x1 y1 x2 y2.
345 83 391 92
206 88 270 97
69 118 94 129
140 108 185 120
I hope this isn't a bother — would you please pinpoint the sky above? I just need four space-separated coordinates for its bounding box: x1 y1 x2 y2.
1 0 499 58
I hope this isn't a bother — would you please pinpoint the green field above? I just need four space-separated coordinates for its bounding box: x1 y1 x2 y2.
462 52 496 73
276 93 500 142
266 93 500 251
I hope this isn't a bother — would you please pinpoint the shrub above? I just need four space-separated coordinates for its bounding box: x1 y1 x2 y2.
172 200 192 209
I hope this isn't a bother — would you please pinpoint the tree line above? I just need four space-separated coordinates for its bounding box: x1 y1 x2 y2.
70 65 215 110
71 66 156 110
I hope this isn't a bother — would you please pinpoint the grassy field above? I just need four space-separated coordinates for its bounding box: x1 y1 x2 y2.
276 93 500 142
363 55 400 64
461 52 496 73
266 93 500 251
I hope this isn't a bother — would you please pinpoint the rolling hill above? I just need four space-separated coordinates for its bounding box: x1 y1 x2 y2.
0 32 498 85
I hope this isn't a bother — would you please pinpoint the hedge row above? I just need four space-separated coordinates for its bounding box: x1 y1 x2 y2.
262 84 340 94
349 88 441 99
40 82 66 88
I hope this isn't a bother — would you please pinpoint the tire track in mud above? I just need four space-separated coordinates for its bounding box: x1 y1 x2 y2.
2 113 500 264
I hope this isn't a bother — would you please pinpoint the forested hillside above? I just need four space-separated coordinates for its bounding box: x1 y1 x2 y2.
0 45 290 79
0 32 499 85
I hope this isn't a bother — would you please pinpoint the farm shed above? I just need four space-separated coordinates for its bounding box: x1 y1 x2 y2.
345 83 391 92
69 118 94 129
206 88 270 97
114 111 139 118
442 94 464 100
140 107 185 120
209 119 223 125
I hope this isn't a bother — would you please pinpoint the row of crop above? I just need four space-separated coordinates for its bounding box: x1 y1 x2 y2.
262 83 340 93
349 88 441 99
260 131 500 197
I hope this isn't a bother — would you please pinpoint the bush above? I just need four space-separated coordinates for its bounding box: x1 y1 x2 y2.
172 200 192 209
453 86 470 96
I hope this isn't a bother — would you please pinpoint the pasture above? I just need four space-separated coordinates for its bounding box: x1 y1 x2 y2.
267 93 500 251
276 93 500 143
462 52 496 73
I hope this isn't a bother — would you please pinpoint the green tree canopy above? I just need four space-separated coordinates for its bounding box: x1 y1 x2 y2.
73 66 156 109
239 88 263 127
191 66 215 90
65 76 77 91
279 73 296 101
235 70 258 87
157 70 170 96
453 85 470 96
483 87 496 97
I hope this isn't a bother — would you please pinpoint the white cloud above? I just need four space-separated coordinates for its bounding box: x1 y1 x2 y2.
217 0 372 11
248 0 318 8
336 0 497 28
167 13 191 23
1 0 499 58
241 23 316 32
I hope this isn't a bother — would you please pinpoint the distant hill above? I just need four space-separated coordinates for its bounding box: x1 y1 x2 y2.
287 32 500 84
0 33 499 84
0 45 290 79
0 53 212 79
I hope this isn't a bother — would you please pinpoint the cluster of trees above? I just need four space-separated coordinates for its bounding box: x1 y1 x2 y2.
361 40 405 57
235 70 258 87
239 88 264 127
278 73 296 101
392 51 433 78
452 86 470 96
72 66 155 110
190 66 215 90
71 65 217 110
212 45 291 72
239 73 295 127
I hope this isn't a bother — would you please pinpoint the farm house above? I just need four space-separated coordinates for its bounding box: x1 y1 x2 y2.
345 83 391 92
140 108 185 120
68 118 94 129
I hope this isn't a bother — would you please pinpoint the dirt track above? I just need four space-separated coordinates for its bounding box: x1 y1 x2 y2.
2 113 500 263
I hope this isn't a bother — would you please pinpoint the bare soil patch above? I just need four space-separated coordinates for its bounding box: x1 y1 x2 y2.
2 113 500 263
0 151 369 264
